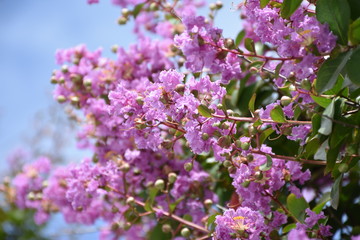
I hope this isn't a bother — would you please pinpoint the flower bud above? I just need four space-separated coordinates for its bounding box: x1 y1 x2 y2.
248 125 257 135
27 192 35 201
181 228 191 238
120 163 130 172
111 44 119 53
241 141 250 150
204 199 213 209
249 67 258 74
162 224 172 233
126 196 135 206
149 2 159 11
118 16 128 25
50 76 58 84
218 135 232 148
301 78 311 90
280 96 292 106
83 78 92 88
224 38 234 49
226 109 234 116
70 96 79 105
216 1 223 9
154 179 165 190
254 171 263 180
121 8 130 17
201 133 210 141
209 3 217 10
246 154 254 162
124 222 131 231
338 163 349 173
242 180 250 188
61 65 69 73
175 84 185 94
57 95 67 103
136 96 144 105
221 122 230 130
168 172 177 184
228 166 237 174
223 160 232 168
184 162 193 172
58 77 65 84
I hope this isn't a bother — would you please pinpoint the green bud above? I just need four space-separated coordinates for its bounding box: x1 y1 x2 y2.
254 171 263 180
224 38 234 49
301 78 311 90
217 103 224 110
181 228 191 238
50 76 58 84
175 84 185 94
184 162 193 172
235 140 242 148
124 222 131 231
136 96 144 105
248 125 257 135
58 77 65 84
221 122 230 130
57 95 67 103
201 133 210 141
249 67 258 74
162 224 172 233
120 163 130 172
118 16 128 25
126 196 135 206
212 122 221 128
226 109 234 116
240 141 250 150
71 74 82 84
338 163 349 173
218 135 232 148
70 96 79 105
228 166 237 174
223 160 232 168
209 3 217 10
83 78 92 87
216 1 223 9
242 180 250 188
133 167 141 175
61 65 69 73
246 154 254 162
149 2 159 11
280 96 292 106
111 206 119 213
154 179 165 190
111 44 119 53
161 140 173 149
27 192 35 201
168 172 177 184
121 8 130 17
111 222 120 231
204 199 213 209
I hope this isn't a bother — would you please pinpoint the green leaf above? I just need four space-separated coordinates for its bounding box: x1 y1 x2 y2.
259 154 272 171
287 193 309 222
274 61 284 79
349 18 360 45
144 187 159 212
244 38 255 53
329 123 351 148
316 0 350 45
282 223 296 233
315 51 353 93
133 3 144 19
346 47 360 85
291 105 301 121
260 0 270 8
347 0 360 20
207 213 219 226
259 128 274 145
248 93 256 114
304 137 320 158
331 174 342 209
318 99 335 136
325 144 341 174
314 139 328 160
169 196 185 213
311 96 332 108
323 75 344 95
280 0 302 19
270 105 287 123
197 104 212 118
235 30 246 47
313 192 331 214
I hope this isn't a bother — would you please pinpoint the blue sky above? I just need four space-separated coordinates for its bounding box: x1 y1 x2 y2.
0 0 240 238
